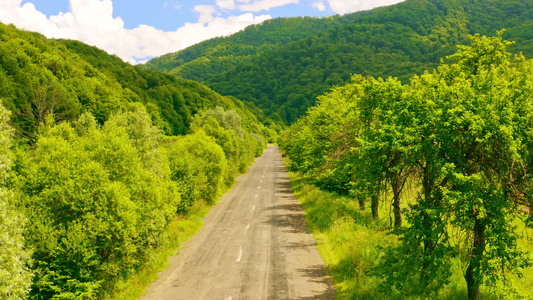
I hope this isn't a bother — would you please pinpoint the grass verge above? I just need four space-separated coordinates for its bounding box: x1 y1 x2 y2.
287 171 397 299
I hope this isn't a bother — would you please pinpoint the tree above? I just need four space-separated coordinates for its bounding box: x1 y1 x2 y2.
18 112 179 298
438 32 532 299
378 32 533 299
357 76 411 227
166 130 226 213
0 101 32 299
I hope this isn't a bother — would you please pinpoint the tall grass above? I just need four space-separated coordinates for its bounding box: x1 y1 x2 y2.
288 174 398 299
287 170 533 299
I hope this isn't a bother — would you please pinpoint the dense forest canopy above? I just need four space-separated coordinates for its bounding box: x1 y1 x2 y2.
144 0 533 124
0 23 277 141
141 15 365 80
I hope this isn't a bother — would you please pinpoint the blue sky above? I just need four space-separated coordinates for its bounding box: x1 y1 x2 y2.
2 0 405 64
22 0 338 31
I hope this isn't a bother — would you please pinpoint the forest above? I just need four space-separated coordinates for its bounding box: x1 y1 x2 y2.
0 23 275 299
281 33 533 299
144 0 533 124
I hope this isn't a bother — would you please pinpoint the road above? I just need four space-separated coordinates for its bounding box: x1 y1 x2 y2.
141 145 334 300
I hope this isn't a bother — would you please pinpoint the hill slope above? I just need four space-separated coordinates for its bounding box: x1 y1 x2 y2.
142 15 364 81
0 23 269 140
144 0 533 124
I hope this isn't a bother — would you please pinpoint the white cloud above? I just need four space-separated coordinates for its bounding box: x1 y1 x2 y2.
0 0 271 64
312 1 326 12
326 0 405 15
164 1 182 10
194 5 217 24
216 0 236 10
238 0 298 12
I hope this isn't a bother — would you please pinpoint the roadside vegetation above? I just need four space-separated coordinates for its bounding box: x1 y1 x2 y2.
281 33 533 299
287 170 533 299
4 105 268 299
0 23 274 299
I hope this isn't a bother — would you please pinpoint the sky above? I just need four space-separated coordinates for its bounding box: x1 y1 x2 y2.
0 0 405 64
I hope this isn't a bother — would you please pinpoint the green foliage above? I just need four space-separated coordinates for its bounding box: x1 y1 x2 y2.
281 33 533 298
0 23 278 139
142 16 360 80
199 107 266 183
0 19 274 300
194 106 244 138
145 0 533 124
16 111 179 299
6 103 267 299
280 82 359 195
165 130 226 213
0 101 32 299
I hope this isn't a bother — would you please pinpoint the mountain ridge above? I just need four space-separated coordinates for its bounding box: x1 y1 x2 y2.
144 0 533 124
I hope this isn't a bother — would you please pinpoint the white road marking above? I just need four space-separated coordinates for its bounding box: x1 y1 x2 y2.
251 205 255 213
260 180 263 183
236 247 243 262
258 186 261 189
255 194 259 199
245 223 250 233
226 297 233 300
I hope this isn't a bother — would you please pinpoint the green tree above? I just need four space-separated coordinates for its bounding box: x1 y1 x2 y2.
166 130 226 213
18 112 179 298
0 101 32 299
378 33 533 299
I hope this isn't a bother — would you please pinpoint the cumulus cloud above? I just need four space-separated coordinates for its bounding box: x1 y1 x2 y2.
312 1 326 12
238 0 299 12
217 0 236 10
0 0 271 64
194 5 217 23
326 0 405 15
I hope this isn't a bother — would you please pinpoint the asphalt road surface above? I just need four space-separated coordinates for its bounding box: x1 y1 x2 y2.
141 145 334 300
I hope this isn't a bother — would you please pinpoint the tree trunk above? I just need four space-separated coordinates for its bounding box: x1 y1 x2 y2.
371 194 379 220
419 167 432 285
420 209 435 287
391 177 403 228
359 199 366 210
465 213 485 300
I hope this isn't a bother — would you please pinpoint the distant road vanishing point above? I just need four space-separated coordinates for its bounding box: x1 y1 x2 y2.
141 145 334 300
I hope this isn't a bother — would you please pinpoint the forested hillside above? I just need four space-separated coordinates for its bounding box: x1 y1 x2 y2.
142 15 363 81
281 33 533 299
0 23 276 140
0 23 274 299
145 0 533 124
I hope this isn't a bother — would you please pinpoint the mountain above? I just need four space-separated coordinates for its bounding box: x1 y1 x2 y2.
144 0 533 124
0 23 270 141
141 15 364 81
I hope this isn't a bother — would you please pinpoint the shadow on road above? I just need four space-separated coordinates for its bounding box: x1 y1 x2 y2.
262 205 310 234
296 265 335 299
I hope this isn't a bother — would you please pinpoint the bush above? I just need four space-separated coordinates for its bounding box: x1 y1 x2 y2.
17 111 179 298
